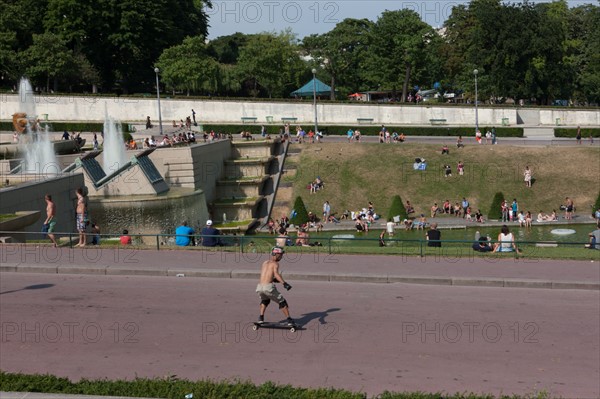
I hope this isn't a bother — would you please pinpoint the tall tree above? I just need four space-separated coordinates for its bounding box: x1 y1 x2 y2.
22 32 75 92
366 10 438 101
568 4 600 104
302 18 373 99
44 0 212 92
156 36 219 95
236 30 305 98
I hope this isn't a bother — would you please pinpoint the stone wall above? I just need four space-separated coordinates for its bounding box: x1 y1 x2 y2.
148 139 231 202
4 94 597 126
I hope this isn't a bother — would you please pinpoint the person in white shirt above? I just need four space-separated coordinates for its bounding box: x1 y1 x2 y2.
493 225 520 253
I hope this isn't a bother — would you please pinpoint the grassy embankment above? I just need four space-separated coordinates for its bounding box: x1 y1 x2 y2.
0 371 552 399
285 142 600 221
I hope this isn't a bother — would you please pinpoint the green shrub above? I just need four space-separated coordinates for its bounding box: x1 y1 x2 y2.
0 121 135 133
202 124 523 137
290 196 309 226
387 195 407 221
593 191 600 215
488 192 505 220
555 128 600 138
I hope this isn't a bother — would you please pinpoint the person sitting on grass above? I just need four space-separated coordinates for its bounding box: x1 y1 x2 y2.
175 221 195 247
430 203 440 218
120 229 132 245
442 199 451 214
475 209 484 223
493 225 521 253
295 228 310 246
403 219 414 230
416 214 428 230
584 222 600 249
426 223 441 247
441 144 449 155
308 212 324 232
472 236 493 252
355 216 368 232
405 200 415 215
267 218 276 235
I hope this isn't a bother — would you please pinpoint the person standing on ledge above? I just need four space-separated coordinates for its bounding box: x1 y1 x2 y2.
75 187 88 247
43 194 58 247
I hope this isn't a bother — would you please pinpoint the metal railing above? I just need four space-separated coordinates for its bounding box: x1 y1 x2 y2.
0 230 595 258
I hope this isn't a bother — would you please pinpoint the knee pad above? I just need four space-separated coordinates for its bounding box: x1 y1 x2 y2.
261 299 271 306
278 299 288 309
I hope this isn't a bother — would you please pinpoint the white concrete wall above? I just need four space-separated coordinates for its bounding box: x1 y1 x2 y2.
2 93 598 126
539 109 600 126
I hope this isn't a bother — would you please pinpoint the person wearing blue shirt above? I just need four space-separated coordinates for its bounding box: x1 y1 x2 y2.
175 221 195 246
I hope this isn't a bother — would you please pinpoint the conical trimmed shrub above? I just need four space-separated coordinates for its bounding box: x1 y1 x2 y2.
593 191 600 216
488 192 504 220
290 196 310 226
387 195 407 222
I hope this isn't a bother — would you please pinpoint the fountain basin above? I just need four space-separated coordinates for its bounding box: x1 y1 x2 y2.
0 140 86 158
88 188 208 244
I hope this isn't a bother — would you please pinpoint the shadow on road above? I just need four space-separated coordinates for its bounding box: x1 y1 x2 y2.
0 283 55 295
296 307 341 326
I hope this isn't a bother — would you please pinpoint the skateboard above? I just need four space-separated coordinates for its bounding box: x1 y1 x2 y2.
253 321 299 333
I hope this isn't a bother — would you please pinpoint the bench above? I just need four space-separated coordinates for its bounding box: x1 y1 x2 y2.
357 118 374 124
241 117 257 123
281 117 298 123
429 119 447 125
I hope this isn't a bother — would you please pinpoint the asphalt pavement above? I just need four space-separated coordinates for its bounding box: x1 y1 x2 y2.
0 272 598 398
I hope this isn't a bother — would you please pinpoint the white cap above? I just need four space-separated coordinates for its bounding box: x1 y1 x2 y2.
206 220 213 226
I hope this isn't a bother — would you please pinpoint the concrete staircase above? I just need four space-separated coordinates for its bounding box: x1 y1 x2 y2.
209 139 284 233
269 144 302 221
523 127 555 138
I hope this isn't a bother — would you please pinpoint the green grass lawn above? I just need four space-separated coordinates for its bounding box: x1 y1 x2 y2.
287 143 600 220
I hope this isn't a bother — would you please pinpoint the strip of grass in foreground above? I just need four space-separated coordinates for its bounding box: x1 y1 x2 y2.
0 371 551 399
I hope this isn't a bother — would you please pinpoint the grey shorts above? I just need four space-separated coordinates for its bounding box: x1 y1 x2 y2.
256 283 285 304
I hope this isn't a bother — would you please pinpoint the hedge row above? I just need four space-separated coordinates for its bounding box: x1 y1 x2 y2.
202 124 524 137
0 371 530 399
554 128 600 138
0 121 134 133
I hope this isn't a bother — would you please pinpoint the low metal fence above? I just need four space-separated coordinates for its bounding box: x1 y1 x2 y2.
0 230 594 258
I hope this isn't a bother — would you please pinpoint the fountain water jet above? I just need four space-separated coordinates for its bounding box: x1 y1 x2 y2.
16 78 59 174
102 115 128 173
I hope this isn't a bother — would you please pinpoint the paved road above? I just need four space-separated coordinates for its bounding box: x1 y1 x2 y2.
0 273 598 398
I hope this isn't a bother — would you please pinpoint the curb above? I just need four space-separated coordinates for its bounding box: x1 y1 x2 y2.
0 393 164 399
1 264 598 291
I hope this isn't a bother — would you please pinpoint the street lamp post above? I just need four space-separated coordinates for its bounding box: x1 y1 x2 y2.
474 69 479 134
312 68 318 136
154 67 163 136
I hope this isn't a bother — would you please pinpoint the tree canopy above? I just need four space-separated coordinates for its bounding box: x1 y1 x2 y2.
0 0 597 105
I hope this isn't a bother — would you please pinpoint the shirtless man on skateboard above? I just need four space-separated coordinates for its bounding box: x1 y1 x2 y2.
255 246 295 327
